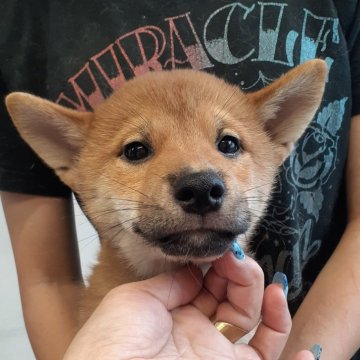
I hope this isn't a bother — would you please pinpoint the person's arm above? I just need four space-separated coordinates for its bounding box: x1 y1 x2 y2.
280 115 360 359
1 192 83 360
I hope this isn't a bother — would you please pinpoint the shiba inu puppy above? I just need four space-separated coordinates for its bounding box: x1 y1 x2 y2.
6 59 327 320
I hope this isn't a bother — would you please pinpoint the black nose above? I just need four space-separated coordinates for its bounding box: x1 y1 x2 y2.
173 171 225 215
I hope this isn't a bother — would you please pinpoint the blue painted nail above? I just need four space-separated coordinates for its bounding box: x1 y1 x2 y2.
310 344 322 360
230 241 245 260
272 272 288 298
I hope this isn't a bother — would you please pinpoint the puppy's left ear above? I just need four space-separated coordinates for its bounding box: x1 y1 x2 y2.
248 59 327 161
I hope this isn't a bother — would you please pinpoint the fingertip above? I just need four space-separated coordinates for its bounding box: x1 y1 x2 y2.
212 249 263 286
310 344 322 360
272 272 289 298
230 241 245 260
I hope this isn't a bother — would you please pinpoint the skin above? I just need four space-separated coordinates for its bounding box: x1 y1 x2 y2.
280 115 360 359
63 252 314 360
0 193 82 360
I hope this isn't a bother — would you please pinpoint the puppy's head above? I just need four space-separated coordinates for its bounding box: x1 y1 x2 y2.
6 60 327 275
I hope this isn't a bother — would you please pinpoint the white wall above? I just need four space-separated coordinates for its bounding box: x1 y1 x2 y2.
0 197 99 360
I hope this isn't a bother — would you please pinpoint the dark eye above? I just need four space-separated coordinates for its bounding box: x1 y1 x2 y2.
123 142 151 162
217 136 241 155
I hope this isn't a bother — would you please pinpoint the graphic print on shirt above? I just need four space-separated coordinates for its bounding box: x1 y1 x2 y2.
55 1 348 304
256 97 347 301
56 2 341 111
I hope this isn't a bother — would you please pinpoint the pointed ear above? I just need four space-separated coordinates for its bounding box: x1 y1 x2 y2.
248 59 327 161
5 92 92 185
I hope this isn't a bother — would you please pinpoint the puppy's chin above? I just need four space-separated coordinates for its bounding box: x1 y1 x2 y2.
150 230 237 259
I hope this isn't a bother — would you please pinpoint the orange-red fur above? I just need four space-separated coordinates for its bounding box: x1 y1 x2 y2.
5 60 327 322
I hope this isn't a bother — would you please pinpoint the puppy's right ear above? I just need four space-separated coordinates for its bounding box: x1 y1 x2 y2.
5 93 92 187
248 59 327 163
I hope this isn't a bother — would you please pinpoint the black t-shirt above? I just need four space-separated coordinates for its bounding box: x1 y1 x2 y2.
1 0 360 322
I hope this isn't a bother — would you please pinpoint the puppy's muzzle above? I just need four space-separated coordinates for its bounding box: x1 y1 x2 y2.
135 169 249 259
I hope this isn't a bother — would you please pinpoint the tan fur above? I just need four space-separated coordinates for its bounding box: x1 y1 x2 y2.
5 59 327 322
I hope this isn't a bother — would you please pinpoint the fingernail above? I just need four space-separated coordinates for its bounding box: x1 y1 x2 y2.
272 272 288 298
310 344 322 359
230 241 245 260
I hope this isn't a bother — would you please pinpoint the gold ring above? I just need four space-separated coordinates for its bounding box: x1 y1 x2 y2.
213 321 249 343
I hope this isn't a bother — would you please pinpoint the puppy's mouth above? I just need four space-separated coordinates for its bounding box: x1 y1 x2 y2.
133 209 250 260
145 229 240 258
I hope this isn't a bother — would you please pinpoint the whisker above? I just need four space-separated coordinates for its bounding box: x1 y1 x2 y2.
83 195 157 205
166 267 175 309
127 104 151 127
78 232 101 244
87 205 160 221
215 87 239 118
247 203 288 212
244 181 275 193
79 235 100 249
88 215 144 244
105 178 151 200
106 216 144 244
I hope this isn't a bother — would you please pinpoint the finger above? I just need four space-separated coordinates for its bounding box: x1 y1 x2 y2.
171 305 235 354
293 350 317 360
248 283 291 360
193 249 264 332
128 264 203 310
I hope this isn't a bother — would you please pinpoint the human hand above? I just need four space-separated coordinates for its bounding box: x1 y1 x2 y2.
64 249 316 360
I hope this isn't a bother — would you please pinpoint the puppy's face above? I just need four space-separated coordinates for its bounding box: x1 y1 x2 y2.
6 60 327 275
81 71 277 261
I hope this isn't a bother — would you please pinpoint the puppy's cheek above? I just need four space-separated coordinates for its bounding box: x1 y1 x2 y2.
80 183 140 245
